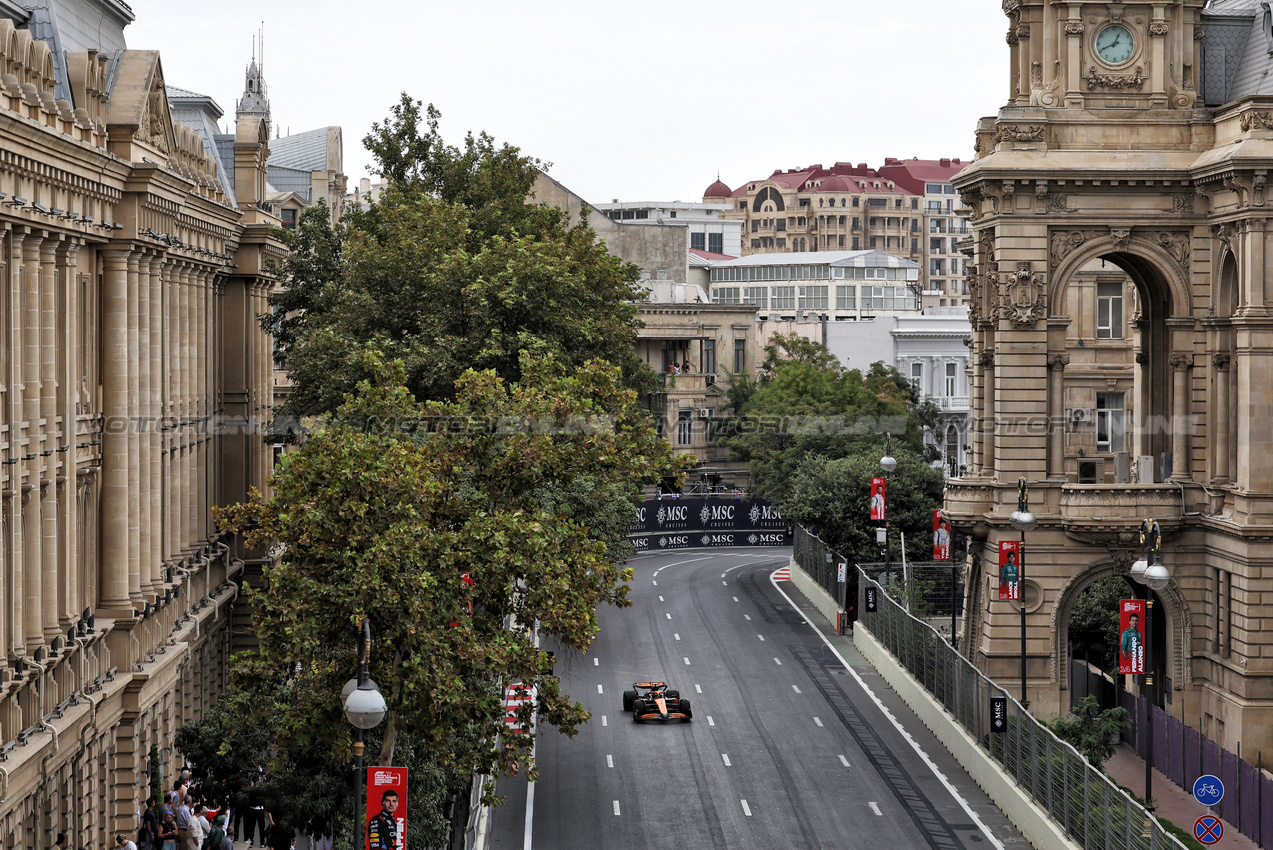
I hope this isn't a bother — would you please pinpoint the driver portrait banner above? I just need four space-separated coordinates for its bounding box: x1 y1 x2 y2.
870 478 886 522
933 510 951 561
366 766 407 850
997 540 1020 601
1119 599 1145 675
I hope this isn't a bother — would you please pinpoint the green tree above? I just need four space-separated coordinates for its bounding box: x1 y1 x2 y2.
1070 576 1134 674
215 353 687 795
1047 694 1130 771
265 94 652 425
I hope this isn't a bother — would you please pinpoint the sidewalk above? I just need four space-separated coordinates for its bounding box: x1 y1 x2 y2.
1104 743 1259 849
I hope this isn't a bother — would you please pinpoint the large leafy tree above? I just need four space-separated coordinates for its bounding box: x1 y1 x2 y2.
266 94 652 425
216 354 686 792
720 334 945 561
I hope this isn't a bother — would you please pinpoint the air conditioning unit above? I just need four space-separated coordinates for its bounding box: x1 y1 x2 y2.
1136 455 1155 484
1113 452 1132 484
1078 457 1106 484
1067 408 1092 425
698 408 712 419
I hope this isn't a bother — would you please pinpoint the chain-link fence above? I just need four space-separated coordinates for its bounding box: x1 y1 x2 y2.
857 567 1188 850
792 524 846 602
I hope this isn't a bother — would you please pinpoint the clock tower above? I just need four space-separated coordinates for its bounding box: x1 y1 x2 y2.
1002 0 1204 110
951 0 1273 755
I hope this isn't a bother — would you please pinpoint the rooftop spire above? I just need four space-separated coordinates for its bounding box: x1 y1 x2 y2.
236 25 271 135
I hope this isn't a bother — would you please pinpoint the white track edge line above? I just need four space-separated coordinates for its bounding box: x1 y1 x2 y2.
769 571 1006 850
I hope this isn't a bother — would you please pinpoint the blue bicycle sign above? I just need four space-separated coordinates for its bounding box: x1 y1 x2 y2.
1193 774 1224 808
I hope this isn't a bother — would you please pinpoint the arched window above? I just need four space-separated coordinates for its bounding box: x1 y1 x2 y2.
752 187 786 213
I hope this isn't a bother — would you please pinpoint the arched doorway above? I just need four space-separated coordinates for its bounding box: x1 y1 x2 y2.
1049 235 1191 481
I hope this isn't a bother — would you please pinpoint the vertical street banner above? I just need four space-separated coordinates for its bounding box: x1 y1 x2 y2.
933 510 951 561
997 540 1020 601
869 477 886 522
1119 599 1146 675
366 766 408 850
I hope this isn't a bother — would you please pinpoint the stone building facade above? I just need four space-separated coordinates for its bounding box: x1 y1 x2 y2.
949 0 1273 751
0 3 279 843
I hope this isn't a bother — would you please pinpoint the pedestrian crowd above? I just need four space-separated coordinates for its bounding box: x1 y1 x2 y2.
127 770 295 850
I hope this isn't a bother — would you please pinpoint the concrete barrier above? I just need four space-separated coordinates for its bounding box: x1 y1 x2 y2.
787 556 841 626
854 626 1081 850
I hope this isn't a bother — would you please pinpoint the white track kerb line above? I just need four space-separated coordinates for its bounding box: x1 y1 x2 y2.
769 570 1006 850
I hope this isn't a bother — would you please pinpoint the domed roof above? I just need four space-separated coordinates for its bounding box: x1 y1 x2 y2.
704 177 732 198
815 175 852 192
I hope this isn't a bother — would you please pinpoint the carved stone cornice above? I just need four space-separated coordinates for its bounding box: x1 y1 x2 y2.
1110 228 1132 251
1040 193 1071 213
996 124 1045 143
1213 353 1231 371
1152 231 1191 272
1212 222 1238 255
1066 22 1085 36
998 261 1046 329
1148 21 1169 37
1048 352 1071 370
1173 193 1194 214
1169 353 1192 371
1240 111 1273 132
1086 65 1145 90
1223 173 1253 207
1002 0 1020 12
1016 23 1030 39
1006 30 1019 46
1050 229 1106 270
978 349 996 368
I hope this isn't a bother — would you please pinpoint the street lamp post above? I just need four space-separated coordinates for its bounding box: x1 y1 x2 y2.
1130 519 1167 809
344 619 388 847
1009 478 1036 707
879 433 897 596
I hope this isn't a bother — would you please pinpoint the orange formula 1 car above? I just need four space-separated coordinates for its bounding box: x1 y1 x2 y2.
622 682 693 722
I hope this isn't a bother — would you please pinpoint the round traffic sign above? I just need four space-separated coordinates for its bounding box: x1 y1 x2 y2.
1194 815 1223 846
1194 774 1225 807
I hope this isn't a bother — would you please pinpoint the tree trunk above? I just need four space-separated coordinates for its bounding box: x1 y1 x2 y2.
380 710 398 766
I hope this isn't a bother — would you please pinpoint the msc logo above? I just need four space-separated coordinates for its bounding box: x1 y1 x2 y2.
749 504 783 525
632 536 649 550
634 507 647 524
658 505 688 526
664 535 688 546
700 534 735 545
701 505 736 523
755 533 785 544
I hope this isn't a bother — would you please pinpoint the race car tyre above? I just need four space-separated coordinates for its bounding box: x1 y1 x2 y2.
679 697 692 719
622 689 638 712
632 699 645 722
665 690 680 700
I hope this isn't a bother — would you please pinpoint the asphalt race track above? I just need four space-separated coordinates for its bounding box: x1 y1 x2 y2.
488 548 1033 850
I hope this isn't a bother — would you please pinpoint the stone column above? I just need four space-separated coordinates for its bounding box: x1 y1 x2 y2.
179 263 191 554
56 240 79 629
979 349 996 476
137 253 153 601
148 255 163 580
21 234 42 649
1063 16 1084 105
38 237 58 642
1048 352 1069 478
1015 21 1031 106
1170 353 1192 480
99 249 132 614
1149 17 1168 106
126 252 142 606
163 261 175 563
1213 353 1231 483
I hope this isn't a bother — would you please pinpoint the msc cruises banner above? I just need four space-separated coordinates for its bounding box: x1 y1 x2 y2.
626 497 793 552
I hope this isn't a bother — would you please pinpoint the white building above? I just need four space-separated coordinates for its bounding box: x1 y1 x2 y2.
709 250 919 322
595 200 743 258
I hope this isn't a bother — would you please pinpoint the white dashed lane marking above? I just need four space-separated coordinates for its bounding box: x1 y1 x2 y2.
722 754 731 766
597 685 603 694
614 801 621 816
839 755 851 768
707 716 715 726
606 755 613 768
792 685 801 694
695 684 702 693
732 596 739 602
665 613 671 620
741 800 752 817
774 658 782 666
601 716 607 726
658 595 664 602
758 635 765 641
869 802 882 816
744 614 751 620
684 657 691 665
674 634 681 641
814 717 824 727
593 658 598 666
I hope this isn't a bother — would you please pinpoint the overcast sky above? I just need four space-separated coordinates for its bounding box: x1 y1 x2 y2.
126 1 1008 203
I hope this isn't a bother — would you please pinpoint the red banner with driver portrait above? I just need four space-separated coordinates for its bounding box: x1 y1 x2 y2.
366 766 407 850
933 510 950 561
869 478 886 521
1118 599 1145 675
997 541 1020 601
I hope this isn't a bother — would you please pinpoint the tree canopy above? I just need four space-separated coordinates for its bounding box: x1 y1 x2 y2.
720 334 945 563
266 94 652 428
215 353 685 795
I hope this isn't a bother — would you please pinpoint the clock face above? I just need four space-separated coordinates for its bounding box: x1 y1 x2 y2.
1095 24 1135 65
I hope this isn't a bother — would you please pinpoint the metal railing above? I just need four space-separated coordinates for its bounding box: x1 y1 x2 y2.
792 524 845 602
857 566 1188 850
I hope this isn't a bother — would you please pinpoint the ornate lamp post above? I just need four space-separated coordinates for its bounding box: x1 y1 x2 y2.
880 432 898 584
1008 478 1036 706
344 620 388 846
1130 519 1166 808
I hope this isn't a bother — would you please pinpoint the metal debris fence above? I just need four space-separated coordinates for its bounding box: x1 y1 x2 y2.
852 564 1188 850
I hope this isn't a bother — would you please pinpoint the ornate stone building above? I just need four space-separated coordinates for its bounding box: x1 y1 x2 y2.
948 0 1273 749
0 1 281 843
